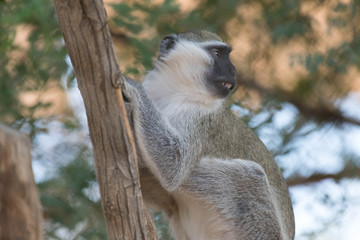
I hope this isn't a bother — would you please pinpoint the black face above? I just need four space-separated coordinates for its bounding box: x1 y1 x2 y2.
205 45 237 98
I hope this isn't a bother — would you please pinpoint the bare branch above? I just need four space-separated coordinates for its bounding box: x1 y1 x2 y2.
286 168 360 187
237 76 360 127
0 124 43 240
53 0 158 239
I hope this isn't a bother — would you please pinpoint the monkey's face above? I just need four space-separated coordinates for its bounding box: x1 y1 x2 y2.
205 45 237 98
152 31 237 102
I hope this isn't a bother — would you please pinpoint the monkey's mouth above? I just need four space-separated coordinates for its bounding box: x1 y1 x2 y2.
221 81 234 90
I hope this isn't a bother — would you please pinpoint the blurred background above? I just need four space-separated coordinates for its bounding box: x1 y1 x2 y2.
1 0 360 239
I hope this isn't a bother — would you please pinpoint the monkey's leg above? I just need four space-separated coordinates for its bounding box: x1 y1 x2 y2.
179 158 284 240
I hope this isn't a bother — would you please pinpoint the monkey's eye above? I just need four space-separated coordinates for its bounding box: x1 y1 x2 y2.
210 48 220 58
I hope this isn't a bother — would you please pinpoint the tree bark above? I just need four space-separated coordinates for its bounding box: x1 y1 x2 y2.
0 124 44 240
53 0 158 239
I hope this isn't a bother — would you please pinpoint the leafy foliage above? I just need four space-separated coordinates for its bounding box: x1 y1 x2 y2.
0 0 69 137
39 148 107 239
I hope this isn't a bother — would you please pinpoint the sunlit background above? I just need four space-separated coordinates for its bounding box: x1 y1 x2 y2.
1 0 360 239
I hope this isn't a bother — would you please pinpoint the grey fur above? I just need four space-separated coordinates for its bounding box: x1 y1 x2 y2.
122 31 295 240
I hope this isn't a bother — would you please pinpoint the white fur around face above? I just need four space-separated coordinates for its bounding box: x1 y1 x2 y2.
142 40 224 119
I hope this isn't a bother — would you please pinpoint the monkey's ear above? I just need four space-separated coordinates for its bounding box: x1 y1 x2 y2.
159 34 178 59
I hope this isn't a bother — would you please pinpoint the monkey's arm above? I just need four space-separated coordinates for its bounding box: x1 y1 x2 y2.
122 78 197 191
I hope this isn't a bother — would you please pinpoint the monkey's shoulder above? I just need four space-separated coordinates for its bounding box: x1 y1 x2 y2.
198 109 276 167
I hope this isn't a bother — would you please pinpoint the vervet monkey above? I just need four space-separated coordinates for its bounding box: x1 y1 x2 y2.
122 30 295 240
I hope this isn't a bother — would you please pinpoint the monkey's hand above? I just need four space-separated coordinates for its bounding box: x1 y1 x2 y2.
121 77 141 102
121 77 146 116
120 77 151 136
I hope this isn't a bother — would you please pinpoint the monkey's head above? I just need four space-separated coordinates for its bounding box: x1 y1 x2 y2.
144 31 237 103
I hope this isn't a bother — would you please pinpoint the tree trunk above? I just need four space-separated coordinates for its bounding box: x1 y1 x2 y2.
0 124 44 240
53 0 158 239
